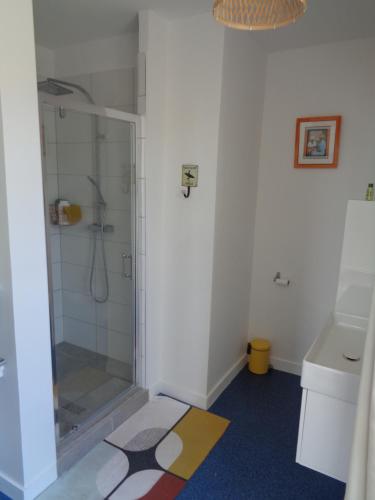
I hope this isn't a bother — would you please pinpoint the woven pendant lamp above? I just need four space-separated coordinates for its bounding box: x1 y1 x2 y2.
213 0 307 31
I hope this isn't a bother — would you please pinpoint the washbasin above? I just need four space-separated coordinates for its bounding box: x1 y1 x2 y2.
297 201 375 482
301 318 366 404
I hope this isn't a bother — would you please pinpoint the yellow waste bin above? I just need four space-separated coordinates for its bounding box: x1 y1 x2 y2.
248 338 271 375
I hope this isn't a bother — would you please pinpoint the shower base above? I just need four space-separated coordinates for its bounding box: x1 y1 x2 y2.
55 342 134 438
55 342 148 474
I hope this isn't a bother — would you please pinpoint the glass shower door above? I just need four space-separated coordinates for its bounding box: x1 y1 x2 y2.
41 103 136 439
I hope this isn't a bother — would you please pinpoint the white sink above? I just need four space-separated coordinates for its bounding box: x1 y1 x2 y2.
297 317 366 482
301 318 366 404
297 201 375 482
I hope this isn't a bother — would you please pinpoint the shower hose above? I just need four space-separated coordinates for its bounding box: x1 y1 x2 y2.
89 209 109 304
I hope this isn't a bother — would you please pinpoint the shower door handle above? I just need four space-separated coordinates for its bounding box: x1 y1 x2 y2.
122 254 132 279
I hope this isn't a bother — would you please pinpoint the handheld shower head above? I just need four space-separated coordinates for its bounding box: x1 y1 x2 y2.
87 176 106 206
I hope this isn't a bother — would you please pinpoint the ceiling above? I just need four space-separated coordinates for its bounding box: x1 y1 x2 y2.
250 0 375 52
33 0 375 51
33 0 212 49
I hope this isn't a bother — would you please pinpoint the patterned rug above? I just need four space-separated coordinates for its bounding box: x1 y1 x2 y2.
39 396 230 499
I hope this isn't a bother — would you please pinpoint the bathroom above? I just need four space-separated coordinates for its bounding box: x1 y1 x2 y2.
1 0 375 499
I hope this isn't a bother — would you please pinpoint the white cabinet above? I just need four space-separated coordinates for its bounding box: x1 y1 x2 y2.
297 388 356 482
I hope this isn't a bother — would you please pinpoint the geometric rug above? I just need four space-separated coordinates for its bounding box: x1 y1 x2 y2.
38 396 230 499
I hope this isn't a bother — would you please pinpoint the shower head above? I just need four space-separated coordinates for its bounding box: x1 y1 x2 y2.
37 80 74 96
38 78 95 104
87 176 106 207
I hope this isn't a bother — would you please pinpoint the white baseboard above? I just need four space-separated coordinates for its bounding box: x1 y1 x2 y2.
0 472 24 500
149 355 247 410
271 356 301 376
0 461 57 500
206 354 247 408
150 381 208 409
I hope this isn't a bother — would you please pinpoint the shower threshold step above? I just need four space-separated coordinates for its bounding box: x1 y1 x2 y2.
57 386 148 475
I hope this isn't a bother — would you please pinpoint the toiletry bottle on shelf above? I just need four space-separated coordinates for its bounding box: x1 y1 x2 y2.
366 184 374 201
56 199 71 225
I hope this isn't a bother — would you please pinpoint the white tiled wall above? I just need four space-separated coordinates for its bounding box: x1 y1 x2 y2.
42 103 136 365
54 67 136 113
43 107 64 344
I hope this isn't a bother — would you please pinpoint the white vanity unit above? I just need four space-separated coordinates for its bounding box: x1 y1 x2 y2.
296 201 375 482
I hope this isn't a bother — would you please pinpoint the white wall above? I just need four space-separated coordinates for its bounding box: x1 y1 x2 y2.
138 11 169 392
159 13 225 404
142 13 269 407
207 31 266 395
0 83 24 500
249 37 375 373
0 1 57 498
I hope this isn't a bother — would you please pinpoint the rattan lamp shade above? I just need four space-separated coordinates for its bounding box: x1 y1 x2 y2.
213 0 307 31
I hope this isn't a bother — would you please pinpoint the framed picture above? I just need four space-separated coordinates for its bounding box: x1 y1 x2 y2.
294 116 341 169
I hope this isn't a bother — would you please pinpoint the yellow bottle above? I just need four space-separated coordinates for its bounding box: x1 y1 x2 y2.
366 184 374 201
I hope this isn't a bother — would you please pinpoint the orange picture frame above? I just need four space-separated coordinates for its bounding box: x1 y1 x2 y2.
294 116 341 169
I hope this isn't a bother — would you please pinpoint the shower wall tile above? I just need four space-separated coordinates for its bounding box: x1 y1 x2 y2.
97 327 132 364
57 143 94 176
50 233 62 264
61 234 92 268
53 290 63 318
109 272 133 306
61 262 90 295
57 74 93 105
96 301 132 335
99 119 132 143
102 142 131 178
62 291 96 325
59 174 94 207
44 109 57 144
52 262 62 291
54 317 64 344
102 176 131 211
47 223 60 237
42 71 140 370
103 209 132 244
91 68 135 110
56 111 92 144
45 142 58 174
46 174 59 204
63 317 97 352
97 241 131 275
117 104 137 114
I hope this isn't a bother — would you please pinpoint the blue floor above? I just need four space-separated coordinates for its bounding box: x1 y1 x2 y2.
178 368 346 500
0 368 345 500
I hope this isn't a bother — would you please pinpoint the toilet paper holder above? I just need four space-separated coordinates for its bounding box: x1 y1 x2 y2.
273 272 290 287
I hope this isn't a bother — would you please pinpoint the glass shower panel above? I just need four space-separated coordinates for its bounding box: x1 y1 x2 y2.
41 104 135 439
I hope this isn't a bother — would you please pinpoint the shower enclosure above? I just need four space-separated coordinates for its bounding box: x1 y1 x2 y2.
38 86 141 442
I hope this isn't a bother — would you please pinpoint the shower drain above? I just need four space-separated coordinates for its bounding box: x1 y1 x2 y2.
343 353 361 362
